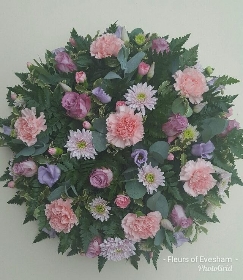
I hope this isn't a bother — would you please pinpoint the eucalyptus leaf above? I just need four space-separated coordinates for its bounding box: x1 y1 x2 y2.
16 146 36 158
129 28 144 38
147 192 169 218
104 72 122 80
201 118 228 142
93 118 107 134
125 180 147 199
48 185 71 202
32 145 48 156
92 131 107 152
172 98 188 115
154 228 165 246
125 52 145 74
149 141 169 160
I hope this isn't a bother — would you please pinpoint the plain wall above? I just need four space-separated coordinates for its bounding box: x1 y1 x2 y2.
0 1 243 280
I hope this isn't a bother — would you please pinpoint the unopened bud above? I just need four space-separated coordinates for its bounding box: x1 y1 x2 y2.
59 82 72 92
8 181 15 188
147 62 155 79
10 92 17 100
83 121 91 130
205 66 214 75
69 37 77 47
161 219 174 232
48 147 63 156
27 62 32 69
167 153 174 161
193 102 208 113
121 27 129 43
135 33 146 46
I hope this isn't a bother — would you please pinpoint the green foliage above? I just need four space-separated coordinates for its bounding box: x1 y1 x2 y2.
179 45 198 68
147 192 169 217
125 180 147 199
98 256 107 272
170 34 190 51
33 231 49 243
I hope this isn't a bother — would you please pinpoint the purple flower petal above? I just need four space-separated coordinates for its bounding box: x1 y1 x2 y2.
131 149 148 167
92 87 111 103
51 47 65 55
173 232 189 247
42 227 57 238
38 164 61 188
115 26 122 38
3 125 12 136
191 141 215 159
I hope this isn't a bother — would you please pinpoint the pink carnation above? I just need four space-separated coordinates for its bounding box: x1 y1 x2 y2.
90 34 123 59
106 106 144 148
170 205 193 228
121 211 162 242
85 236 102 258
180 158 216 197
173 67 209 104
45 198 78 233
14 107 47 146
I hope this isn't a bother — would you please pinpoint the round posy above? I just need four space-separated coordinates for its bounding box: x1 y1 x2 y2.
0 23 242 272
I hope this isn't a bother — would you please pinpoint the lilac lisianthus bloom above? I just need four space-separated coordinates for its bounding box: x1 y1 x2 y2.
42 227 57 238
170 205 193 229
2 125 12 136
38 164 61 188
173 232 189 247
51 47 65 55
191 141 215 159
92 87 111 103
115 26 122 38
208 77 225 92
131 149 148 167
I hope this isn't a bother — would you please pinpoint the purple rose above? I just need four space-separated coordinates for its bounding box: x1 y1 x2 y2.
170 205 193 229
62 92 91 119
90 168 113 188
152 38 170 54
220 119 240 137
131 149 148 167
173 232 189 247
12 160 37 178
191 141 215 159
92 87 111 103
38 164 61 188
162 114 188 143
55 52 77 73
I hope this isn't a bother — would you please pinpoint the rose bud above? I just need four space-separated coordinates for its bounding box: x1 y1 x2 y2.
75 71 87 84
114 194 131 209
83 121 91 130
8 181 15 188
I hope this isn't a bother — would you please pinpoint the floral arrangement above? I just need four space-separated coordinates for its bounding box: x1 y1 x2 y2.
1 23 243 271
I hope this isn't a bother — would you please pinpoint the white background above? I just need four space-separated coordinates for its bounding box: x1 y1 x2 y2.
0 1 243 279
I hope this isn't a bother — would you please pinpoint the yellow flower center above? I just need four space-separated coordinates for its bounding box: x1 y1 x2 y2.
95 205 105 214
183 129 194 139
77 140 87 149
137 92 146 101
145 173 155 183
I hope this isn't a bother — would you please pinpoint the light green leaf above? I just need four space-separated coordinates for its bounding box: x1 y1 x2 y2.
104 72 122 79
125 52 145 74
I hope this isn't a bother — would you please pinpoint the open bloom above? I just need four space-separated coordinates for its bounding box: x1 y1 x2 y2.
90 33 123 59
170 205 193 228
124 83 157 115
191 141 215 159
114 195 131 209
92 87 111 103
14 107 47 146
173 67 208 104
106 106 144 148
38 164 61 188
173 232 189 247
89 197 111 222
12 160 37 177
152 38 169 54
65 129 97 160
131 149 148 166
220 119 240 137
214 166 232 196
180 158 216 197
55 52 77 73
122 211 162 242
179 125 199 145
99 238 136 261
45 198 78 233
138 163 165 194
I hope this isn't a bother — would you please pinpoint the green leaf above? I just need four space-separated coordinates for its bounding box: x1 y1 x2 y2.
179 45 198 68
147 192 169 218
201 118 228 142
125 180 147 199
33 231 49 243
32 145 48 156
104 72 122 79
58 232 72 254
117 46 129 70
168 187 183 201
15 146 36 158
130 28 144 39
48 185 70 202
170 34 190 51
92 131 107 152
172 97 189 115
213 75 240 87
93 118 107 134
130 255 140 270
98 256 107 272
123 167 138 180
164 231 174 253
149 141 169 163
125 52 145 74
154 228 165 245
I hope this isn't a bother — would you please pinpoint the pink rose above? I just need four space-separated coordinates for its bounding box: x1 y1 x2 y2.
12 160 38 177
115 195 131 209
173 67 209 104
89 168 113 188
85 236 102 258
220 119 240 137
75 71 87 83
170 205 193 228
14 107 47 146
138 62 150 76
45 198 78 233
162 114 188 143
167 153 174 161
121 211 162 242
62 92 91 119
55 52 77 73
90 33 123 59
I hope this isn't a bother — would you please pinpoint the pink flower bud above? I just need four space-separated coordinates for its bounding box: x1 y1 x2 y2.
48 147 63 156
69 37 77 47
138 62 150 76
224 107 233 118
115 194 131 209
11 92 17 100
27 62 32 69
167 153 174 161
8 181 15 188
83 121 91 130
75 71 87 84
116 101 126 111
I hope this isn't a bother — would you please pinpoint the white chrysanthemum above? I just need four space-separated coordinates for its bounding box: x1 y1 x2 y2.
99 237 135 261
65 129 97 160
14 95 25 108
178 124 199 144
206 203 217 218
89 197 111 222
124 82 157 115
214 166 231 196
138 163 165 194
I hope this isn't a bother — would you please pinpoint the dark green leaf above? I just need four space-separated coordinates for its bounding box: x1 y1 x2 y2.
125 180 147 199
16 146 36 158
154 228 165 245
92 131 107 152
